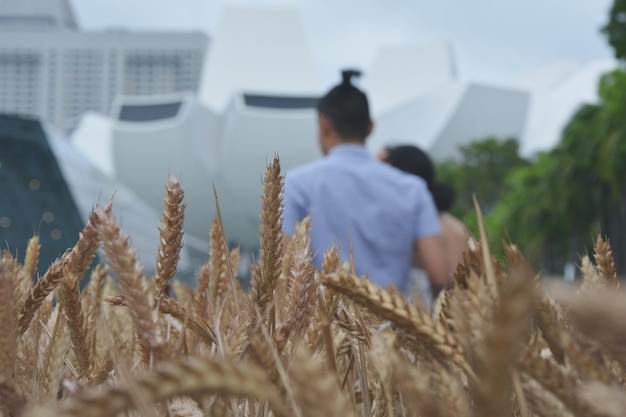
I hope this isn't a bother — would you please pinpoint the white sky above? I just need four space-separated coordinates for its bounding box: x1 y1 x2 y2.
71 0 615 89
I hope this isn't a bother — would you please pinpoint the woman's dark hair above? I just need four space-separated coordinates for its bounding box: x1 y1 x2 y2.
316 69 371 140
386 144 455 212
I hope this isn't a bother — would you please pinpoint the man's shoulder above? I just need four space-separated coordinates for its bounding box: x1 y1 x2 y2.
376 162 430 190
285 158 330 181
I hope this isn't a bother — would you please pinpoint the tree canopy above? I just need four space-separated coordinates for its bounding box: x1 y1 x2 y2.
602 0 626 61
435 0 626 274
442 70 626 274
437 137 528 241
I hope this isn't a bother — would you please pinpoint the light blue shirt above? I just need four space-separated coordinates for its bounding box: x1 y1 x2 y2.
282 144 441 292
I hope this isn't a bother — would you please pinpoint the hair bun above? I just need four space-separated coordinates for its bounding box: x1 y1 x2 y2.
341 69 362 86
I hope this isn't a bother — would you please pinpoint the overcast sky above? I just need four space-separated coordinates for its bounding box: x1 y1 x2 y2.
72 0 616 89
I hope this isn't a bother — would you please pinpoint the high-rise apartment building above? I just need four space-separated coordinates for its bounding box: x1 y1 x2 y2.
0 0 208 131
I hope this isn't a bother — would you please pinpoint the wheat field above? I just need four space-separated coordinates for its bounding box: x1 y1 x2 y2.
1 156 625 417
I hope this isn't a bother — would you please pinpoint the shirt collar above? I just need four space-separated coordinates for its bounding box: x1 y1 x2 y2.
328 143 371 159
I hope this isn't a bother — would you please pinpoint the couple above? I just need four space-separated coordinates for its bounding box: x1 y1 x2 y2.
281 70 467 305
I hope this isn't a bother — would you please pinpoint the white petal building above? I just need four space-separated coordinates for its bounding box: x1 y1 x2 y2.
72 8 324 251
69 6 616 258
2 0 617 279
518 59 617 157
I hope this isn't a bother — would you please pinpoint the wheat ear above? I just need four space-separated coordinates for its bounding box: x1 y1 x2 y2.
154 174 186 298
22 235 40 282
322 269 476 382
593 235 619 288
578 381 626 417
288 345 355 417
521 341 599 417
106 294 217 348
520 372 574 417
443 269 492 368
193 261 210 317
94 204 169 365
0 260 16 378
555 288 626 364
579 255 603 292
320 245 342 317
251 156 284 334
158 296 217 346
533 293 567 364
3 252 30 314
83 264 109 361
0 380 27 417
391 349 470 417
211 185 240 315
58 263 93 376
246 331 282 393
562 332 617 385
29 357 289 417
276 217 316 348
207 218 229 315
18 211 98 336
473 264 535 417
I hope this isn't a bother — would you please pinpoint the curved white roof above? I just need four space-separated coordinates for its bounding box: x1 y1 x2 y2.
65 11 577 253
215 94 320 248
46 122 198 281
364 43 455 116
71 111 114 176
198 8 320 112
368 81 529 161
367 81 464 154
110 94 220 246
429 83 529 161
519 59 617 157
74 90 322 250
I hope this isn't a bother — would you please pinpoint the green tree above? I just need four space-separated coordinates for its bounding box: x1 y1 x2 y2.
487 105 605 272
441 0 626 274
437 137 529 234
602 0 626 61
487 70 626 274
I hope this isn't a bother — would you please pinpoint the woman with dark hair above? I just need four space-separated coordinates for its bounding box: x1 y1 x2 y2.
379 144 469 308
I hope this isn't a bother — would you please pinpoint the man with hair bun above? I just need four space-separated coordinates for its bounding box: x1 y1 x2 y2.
281 70 449 297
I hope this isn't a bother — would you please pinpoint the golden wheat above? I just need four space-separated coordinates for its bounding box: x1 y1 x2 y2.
2 166 626 417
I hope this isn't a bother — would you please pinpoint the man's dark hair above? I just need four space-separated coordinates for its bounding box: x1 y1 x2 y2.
316 69 371 141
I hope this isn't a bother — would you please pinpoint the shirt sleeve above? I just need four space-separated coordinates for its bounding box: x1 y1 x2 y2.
413 182 441 240
281 172 307 236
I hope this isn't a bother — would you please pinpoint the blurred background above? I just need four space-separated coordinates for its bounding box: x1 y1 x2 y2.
0 0 623 283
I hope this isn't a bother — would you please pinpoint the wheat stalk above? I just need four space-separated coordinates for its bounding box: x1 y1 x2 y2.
23 235 41 283
251 156 284 335
5 162 626 417
18 211 98 336
94 204 170 365
275 217 317 349
579 381 626 417
593 234 619 288
154 174 186 298
193 260 210 317
58 263 93 376
473 264 535 417
0 259 16 379
289 344 355 417
27 357 289 417
322 269 477 382
520 339 601 417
